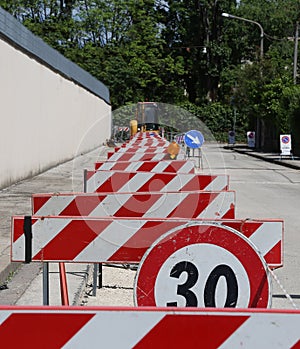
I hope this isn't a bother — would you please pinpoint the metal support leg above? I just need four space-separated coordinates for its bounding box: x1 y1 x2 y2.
92 263 103 295
43 262 49 305
98 263 102 289
92 263 98 296
83 169 87 192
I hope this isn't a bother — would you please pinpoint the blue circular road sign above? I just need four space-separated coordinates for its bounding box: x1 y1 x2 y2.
184 130 204 149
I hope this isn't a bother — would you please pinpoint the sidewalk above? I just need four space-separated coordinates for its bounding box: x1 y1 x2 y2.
0 145 108 304
224 145 300 170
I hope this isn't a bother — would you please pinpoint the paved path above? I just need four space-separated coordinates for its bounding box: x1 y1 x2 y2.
0 143 299 307
82 144 300 309
228 145 300 170
0 145 108 304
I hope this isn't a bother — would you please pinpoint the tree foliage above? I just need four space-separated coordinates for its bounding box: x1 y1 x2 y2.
1 0 300 147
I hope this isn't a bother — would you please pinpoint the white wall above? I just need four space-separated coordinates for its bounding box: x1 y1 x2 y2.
0 38 111 189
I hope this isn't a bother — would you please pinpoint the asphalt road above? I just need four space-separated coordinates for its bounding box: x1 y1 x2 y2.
83 144 300 309
207 145 300 309
1 143 299 309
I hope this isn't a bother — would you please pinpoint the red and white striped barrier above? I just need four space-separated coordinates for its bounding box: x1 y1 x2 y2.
117 126 129 132
121 140 168 147
130 131 161 139
115 146 169 153
0 306 299 348
11 217 282 267
94 160 195 173
32 191 235 219
107 152 185 162
84 171 229 193
127 139 168 147
113 145 170 153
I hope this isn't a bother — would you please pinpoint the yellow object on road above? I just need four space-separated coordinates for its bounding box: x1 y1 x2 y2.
167 141 180 159
130 119 138 136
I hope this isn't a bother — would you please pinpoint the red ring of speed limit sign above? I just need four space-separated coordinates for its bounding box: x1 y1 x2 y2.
134 223 271 308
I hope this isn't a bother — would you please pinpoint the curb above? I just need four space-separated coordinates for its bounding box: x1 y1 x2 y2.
0 246 21 287
225 147 300 171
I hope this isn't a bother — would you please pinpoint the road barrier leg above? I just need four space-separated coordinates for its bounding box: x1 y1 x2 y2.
59 262 69 305
83 169 87 192
98 263 102 288
92 263 98 296
42 262 49 305
92 263 103 296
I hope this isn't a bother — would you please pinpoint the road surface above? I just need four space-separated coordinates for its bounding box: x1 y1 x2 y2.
1 143 300 310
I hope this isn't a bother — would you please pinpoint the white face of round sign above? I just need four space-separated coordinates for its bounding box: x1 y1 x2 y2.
154 243 250 308
134 223 271 308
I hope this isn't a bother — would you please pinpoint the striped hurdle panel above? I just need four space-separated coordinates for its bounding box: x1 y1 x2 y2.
94 160 195 173
122 139 169 147
112 146 170 154
130 132 162 139
114 145 170 152
115 147 169 153
0 307 299 348
32 191 235 219
127 139 168 147
84 171 229 193
107 152 185 162
11 217 283 267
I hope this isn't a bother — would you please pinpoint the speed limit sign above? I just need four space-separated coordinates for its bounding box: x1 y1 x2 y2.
134 223 271 308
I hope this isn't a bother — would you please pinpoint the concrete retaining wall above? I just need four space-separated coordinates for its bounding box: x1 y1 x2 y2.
0 8 111 189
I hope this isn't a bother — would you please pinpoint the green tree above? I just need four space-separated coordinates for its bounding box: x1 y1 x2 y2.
2 0 300 151
76 0 186 108
159 0 237 103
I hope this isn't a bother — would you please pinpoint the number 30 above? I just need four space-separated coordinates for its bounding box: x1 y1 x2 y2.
166 261 238 307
